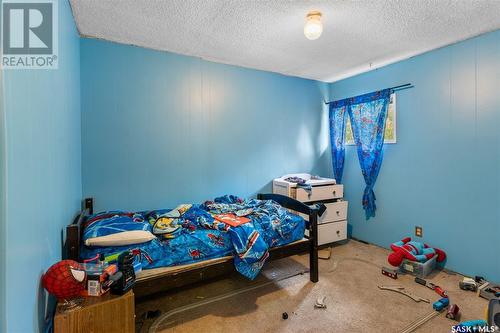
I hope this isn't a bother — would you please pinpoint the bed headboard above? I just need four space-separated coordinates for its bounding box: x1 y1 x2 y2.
65 198 93 261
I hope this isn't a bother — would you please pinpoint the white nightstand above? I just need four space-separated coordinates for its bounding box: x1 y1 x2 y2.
273 174 348 246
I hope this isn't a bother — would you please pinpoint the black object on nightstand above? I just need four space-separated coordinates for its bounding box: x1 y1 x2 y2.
111 250 136 295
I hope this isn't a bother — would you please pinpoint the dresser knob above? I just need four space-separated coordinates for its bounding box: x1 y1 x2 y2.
333 191 336 196
336 211 340 215
336 230 340 235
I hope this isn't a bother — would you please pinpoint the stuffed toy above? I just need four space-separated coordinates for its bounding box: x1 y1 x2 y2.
388 237 446 267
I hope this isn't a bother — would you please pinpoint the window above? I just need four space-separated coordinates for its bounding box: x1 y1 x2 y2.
345 93 396 144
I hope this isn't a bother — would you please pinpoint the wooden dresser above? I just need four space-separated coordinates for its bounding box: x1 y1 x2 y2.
54 291 135 333
273 174 348 246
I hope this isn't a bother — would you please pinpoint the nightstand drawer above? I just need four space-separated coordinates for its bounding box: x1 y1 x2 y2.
305 220 347 245
318 220 347 245
299 201 348 224
294 184 343 202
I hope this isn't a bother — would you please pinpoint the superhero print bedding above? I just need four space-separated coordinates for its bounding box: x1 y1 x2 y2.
81 195 305 279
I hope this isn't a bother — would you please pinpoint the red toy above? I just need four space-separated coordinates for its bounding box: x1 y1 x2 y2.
388 237 446 267
42 260 86 300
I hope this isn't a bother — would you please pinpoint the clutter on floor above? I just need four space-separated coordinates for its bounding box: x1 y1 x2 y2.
380 238 500 333
477 279 500 301
387 237 446 278
382 266 398 279
135 240 496 333
400 310 442 333
458 275 500 301
415 277 447 298
318 247 333 260
488 299 500 328
459 277 478 292
314 296 327 309
445 304 460 320
378 285 430 303
432 297 449 311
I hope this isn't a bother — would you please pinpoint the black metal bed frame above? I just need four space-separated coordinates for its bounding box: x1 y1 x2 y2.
65 194 319 297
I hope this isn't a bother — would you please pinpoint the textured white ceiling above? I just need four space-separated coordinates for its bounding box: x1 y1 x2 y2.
70 0 500 82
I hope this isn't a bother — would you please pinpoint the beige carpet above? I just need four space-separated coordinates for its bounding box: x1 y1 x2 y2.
136 240 489 333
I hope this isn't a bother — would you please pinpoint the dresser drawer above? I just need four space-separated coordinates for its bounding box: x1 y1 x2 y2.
300 201 348 224
294 184 343 202
322 201 348 222
318 220 347 245
305 220 347 245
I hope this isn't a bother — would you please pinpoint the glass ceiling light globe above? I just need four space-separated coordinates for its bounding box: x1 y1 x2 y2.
304 11 323 40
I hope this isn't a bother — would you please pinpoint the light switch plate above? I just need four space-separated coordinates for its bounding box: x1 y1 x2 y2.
415 226 423 237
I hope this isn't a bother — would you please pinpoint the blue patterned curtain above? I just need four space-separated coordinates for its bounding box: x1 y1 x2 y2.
347 89 391 219
329 101 348 183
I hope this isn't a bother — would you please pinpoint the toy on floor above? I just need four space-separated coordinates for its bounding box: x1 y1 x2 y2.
415 277 447 297
459 277 478 292
475 276 500 301
314 296 327 309
487 299 500 328
387 237 446 267
377 285 430 303
480 284 500 301
451 301 499 333
446 304 460 320
382 266 398 279
400 310 441 333
432 297 449 311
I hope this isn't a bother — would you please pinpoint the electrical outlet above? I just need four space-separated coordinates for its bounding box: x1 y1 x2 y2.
415 226 423 237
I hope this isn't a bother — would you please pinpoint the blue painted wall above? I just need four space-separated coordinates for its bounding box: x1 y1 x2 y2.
329 30 500 280
1 5 497 331
1 1 82 331
81 39 330 212
0 43 7 333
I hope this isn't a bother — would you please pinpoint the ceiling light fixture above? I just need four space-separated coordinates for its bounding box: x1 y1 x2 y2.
304 11 323 40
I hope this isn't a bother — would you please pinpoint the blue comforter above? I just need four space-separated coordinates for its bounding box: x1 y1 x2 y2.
81 195 305 279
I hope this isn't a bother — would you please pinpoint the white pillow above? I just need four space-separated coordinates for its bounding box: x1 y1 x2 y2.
85 230 156 247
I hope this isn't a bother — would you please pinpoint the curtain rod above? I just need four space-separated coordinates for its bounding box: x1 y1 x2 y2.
324 83 414 105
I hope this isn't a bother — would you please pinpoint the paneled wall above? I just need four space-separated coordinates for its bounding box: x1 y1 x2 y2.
330 30 500 280
1 2 82 331
0 50 6 333
81 39 330 212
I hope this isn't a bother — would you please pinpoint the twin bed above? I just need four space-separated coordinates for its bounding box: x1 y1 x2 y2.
66 194 319 297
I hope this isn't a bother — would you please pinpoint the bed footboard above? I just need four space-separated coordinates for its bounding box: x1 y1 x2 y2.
257 193 319 283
